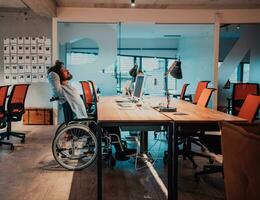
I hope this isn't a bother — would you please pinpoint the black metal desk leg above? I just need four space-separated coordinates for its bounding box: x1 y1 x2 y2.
140 131 148 153
173 123 178 199
168 122 178 200
97 124 102 200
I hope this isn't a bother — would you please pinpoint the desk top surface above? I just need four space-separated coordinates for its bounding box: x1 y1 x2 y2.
97 96 171 123
97 96 246 124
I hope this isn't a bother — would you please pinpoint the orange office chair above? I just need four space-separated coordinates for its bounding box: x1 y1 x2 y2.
197 88 216 107
173 83 192 101
1 84 30 145
0 85 13 149
178 88 216 168
80 81 98 117
195 94 260 180
231 83 259 116
237 94 260 123
193 81 211 104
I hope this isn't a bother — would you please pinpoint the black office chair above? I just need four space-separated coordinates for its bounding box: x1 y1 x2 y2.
195 94 260 180
1 84 30 145
177 88 216 168
231 83 259 116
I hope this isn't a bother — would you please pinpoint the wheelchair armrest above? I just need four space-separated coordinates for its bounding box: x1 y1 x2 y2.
121 139 128 148
70 116 96 122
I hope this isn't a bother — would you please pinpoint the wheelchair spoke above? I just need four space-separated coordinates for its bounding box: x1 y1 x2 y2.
52 124 97 170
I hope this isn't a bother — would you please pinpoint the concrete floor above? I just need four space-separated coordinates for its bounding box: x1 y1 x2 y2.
0 125 225 200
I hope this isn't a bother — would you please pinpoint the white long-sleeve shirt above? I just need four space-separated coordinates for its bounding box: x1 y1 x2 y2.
48 71 88 123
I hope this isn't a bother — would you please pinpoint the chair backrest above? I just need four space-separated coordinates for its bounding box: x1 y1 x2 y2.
197 88 216 108
238 94 260 123
180 83 189 100
232 83 259 115
80 80 98 110
0 85 10 120
7 84 30 114
221 122 260 200
89 80 99 103
80 81 93 109
193 81 210 104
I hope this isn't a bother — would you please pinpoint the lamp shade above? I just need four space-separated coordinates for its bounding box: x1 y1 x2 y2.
169 61 182 79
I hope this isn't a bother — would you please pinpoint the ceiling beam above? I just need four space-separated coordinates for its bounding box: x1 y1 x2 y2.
21 0 56 18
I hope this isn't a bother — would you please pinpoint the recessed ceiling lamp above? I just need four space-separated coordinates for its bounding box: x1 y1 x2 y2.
131 0 135 7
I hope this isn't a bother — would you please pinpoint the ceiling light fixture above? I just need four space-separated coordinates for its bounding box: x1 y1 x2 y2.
131 0 135 7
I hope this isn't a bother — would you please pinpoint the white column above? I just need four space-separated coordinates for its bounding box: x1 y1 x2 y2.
213 13 220 110
52 17 58 125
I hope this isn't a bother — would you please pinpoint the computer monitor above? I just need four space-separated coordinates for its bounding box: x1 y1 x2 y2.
133 75 144 99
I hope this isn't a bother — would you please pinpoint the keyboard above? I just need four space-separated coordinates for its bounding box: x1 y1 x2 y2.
117 102 135 107
115 97 131 103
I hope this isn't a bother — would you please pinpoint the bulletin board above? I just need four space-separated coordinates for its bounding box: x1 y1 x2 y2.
3 36 51 84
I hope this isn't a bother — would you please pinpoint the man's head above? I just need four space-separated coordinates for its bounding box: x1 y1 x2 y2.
60 66 72 81
48 60 73 83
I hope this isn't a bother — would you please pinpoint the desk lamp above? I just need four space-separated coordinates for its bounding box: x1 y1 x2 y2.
223 79 231 89
160 60 183 112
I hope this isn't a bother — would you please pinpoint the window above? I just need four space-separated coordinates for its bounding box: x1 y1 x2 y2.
118 56 134 77
167 59 177 91
142 58 165 95
242 63 250 82
229 67 238 83
70 53 97 65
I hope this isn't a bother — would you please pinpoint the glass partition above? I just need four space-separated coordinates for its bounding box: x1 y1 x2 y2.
58 23 214 97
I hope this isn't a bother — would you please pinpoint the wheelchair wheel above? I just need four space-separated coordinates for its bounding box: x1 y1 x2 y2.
52 124 98 170
55 122 67 136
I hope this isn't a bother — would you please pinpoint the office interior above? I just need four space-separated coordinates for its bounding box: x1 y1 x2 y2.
0 1 260 200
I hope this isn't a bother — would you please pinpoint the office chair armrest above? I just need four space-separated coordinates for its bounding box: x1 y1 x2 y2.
0 121 6 129
173 94 181 98
7 112 23 121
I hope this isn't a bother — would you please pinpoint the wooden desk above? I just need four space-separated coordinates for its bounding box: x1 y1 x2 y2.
154 97 246 200
96 96 246 200
97 96 171 200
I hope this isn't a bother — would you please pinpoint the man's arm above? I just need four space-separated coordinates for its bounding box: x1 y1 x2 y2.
48 71 63 97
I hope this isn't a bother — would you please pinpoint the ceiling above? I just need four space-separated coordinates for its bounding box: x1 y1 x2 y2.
0 0 26 8
56 0 260 9
1 0 260 10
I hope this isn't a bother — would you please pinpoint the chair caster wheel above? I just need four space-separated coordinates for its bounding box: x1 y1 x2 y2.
193 163 198 169
194 175 200 182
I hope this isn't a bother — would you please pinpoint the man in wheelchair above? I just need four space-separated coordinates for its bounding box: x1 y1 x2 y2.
48 60 136 170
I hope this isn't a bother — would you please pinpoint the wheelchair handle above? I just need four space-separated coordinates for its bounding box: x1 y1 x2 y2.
50 97 60 102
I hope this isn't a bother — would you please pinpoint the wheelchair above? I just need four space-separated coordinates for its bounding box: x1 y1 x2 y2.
51 97 117 170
